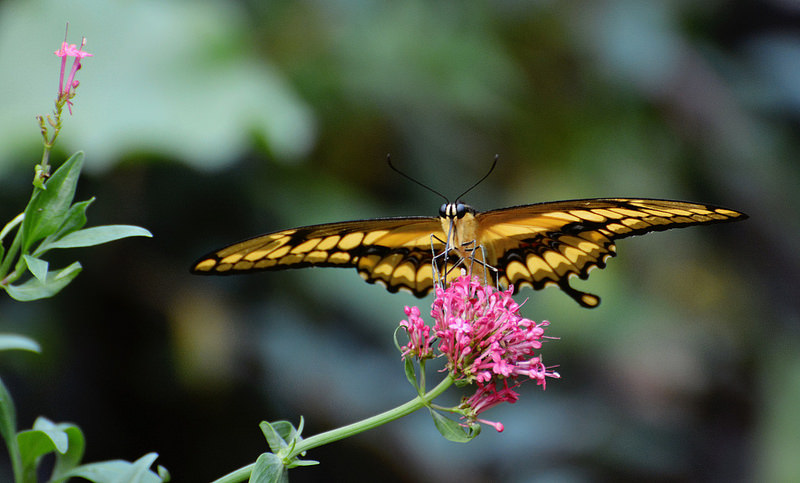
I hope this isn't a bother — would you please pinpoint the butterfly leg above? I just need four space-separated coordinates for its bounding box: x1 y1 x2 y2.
430 233 477 290
430 233 452 291
460 241 501 289
431 218 469 290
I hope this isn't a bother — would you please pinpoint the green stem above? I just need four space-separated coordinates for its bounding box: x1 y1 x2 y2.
211 375 455 483
212 466 251 483
290 375 453 458
36 101 64 184
0 215 25 283
0 214 24 244
0 376 24 483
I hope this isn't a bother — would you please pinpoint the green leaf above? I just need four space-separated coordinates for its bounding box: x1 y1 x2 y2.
20 152 85 253
16 417 84 481
429 409 478 443
0 334 41 353
260 421 290 454
23 254 48 283
250 453 288 483
49 198 95 242
44 225 153 250
271 420 300 445
404 357 418 389
5 261 82 301
55 452 165 483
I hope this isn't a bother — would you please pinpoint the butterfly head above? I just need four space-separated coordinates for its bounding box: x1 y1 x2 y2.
439 201 475 220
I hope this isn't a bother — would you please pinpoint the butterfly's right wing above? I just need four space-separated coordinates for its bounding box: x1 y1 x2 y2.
474 198 747 307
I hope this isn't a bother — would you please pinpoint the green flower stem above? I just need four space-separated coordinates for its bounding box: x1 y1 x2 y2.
289 375 454 458
211 465 250 483
212 375 455 483
41 101 65 166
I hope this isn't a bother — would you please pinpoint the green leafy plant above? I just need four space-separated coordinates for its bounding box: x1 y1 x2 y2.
0 30 166 483
0 152 151 301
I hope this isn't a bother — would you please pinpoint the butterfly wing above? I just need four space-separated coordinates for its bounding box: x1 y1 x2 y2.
192 217 448 296
474 198 747 307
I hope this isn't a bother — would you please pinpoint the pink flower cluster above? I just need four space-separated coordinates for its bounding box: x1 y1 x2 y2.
54 36 93 114
400 272 560 431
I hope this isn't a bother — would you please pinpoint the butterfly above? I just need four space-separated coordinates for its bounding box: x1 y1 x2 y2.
192 197 746 308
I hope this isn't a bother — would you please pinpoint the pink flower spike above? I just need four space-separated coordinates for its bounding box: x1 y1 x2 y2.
53 34 93 114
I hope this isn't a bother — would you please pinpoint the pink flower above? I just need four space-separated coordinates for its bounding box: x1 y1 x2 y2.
399 272 560 431
54 35 93 114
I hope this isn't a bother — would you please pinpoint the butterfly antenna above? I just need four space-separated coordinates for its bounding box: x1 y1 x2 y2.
455 154 499 201
386 154 449 202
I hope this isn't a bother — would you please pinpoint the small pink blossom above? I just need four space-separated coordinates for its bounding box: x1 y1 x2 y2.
399 305 434 360
460 380 521 431
54 35 93 114
400 272 560 431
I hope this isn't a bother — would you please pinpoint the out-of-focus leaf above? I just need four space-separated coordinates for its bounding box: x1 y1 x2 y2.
47 420 86 479
17 418 70 478
54 452 165 483
0 334 41 353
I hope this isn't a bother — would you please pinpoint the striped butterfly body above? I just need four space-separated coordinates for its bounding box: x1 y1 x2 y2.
192 198 746 308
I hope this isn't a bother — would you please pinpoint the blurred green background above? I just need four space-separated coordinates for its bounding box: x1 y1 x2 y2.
1 1 797 481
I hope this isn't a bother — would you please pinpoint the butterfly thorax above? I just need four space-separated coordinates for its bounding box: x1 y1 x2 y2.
439 201 480 255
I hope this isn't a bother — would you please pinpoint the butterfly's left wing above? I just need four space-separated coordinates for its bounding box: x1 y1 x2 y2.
192 217 449 296
474 198 747 307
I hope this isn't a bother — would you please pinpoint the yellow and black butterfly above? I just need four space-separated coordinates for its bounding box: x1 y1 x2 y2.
192 196 746 308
